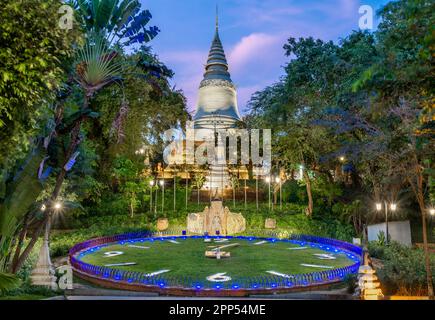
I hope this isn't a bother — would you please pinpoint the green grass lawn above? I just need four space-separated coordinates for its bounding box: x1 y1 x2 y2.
78 238 355 282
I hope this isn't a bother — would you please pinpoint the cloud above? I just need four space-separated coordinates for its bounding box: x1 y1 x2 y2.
228 33 284 74
158 50 206 113
226 33 289 113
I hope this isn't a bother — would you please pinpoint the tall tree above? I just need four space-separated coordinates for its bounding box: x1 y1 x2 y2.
10 0 165 273
0 0 79 170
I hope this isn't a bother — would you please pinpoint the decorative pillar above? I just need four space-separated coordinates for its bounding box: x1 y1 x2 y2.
30 217 57 289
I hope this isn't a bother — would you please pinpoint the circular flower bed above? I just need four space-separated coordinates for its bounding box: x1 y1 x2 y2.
69 231 362 296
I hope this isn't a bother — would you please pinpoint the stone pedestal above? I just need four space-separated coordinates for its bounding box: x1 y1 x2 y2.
157 218 169 231
265 218 277 229
30 239 57 289
187 200 246 235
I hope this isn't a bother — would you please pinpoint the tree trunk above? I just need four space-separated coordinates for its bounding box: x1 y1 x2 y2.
11 217 46 273
273 185 278 205
303 171 313 217
130 199 134 218
9 212 30 273
12 95 89 273
413 167 434 299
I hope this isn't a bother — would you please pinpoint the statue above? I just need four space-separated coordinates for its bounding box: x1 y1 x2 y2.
211 216 222 235
187 200 245 235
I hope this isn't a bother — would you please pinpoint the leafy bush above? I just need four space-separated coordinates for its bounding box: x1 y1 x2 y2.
0 273 20 293
369 242 435 296
0 241 58 299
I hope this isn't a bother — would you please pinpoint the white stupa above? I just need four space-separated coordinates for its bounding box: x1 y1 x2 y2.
193 12 242 197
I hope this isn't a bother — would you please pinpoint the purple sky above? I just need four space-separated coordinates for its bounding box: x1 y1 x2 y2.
143 0 389 115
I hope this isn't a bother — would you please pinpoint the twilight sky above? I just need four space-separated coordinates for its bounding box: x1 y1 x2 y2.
142 0 389 115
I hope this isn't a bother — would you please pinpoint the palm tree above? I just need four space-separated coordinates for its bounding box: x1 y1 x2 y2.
10 0 163 273
72 0 159 47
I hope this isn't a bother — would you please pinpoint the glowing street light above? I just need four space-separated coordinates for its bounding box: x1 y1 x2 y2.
376 203 382 211
135 148 145 155
149 180 155 213
298 165 304 181
41 204 46 212
429 208 435 216
160 180 165 213
339 156 345 162
54 202 62 210
376 201 397 245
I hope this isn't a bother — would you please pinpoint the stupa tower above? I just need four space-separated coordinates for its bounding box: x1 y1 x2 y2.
194 10 241 130
194 9 241 196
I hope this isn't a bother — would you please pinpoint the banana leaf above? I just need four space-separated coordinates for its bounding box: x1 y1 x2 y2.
0 272 21 293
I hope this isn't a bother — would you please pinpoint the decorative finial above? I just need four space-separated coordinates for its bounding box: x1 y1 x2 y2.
215 4 219 31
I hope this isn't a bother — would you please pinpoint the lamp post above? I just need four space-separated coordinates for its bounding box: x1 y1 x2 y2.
154 183 158 214
265 176 271 211
424 207 435 299
275 177 282 210
376 201 397 245
209 169 212 203
173 171 176 212
255 169 259 211
160 180 165 214
149 180 154 214
185 171 188 210
30 201 62 288
244 178 247 209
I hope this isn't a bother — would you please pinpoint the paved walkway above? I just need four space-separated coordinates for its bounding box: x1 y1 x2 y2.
54 281 355 300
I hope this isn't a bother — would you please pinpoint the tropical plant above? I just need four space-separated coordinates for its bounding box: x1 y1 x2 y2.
192 172 205 205
9 0 164 274
0 0 79 171
371 242 435 296
0 272 20 293
71 0 159 47
0 145 48 272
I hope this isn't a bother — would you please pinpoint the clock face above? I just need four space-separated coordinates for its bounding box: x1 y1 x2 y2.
75 235 360 290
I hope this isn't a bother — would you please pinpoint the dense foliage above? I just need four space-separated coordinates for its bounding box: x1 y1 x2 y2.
0 0 189 279
369 242 435 295
247 0 434 234
0 0 79 170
